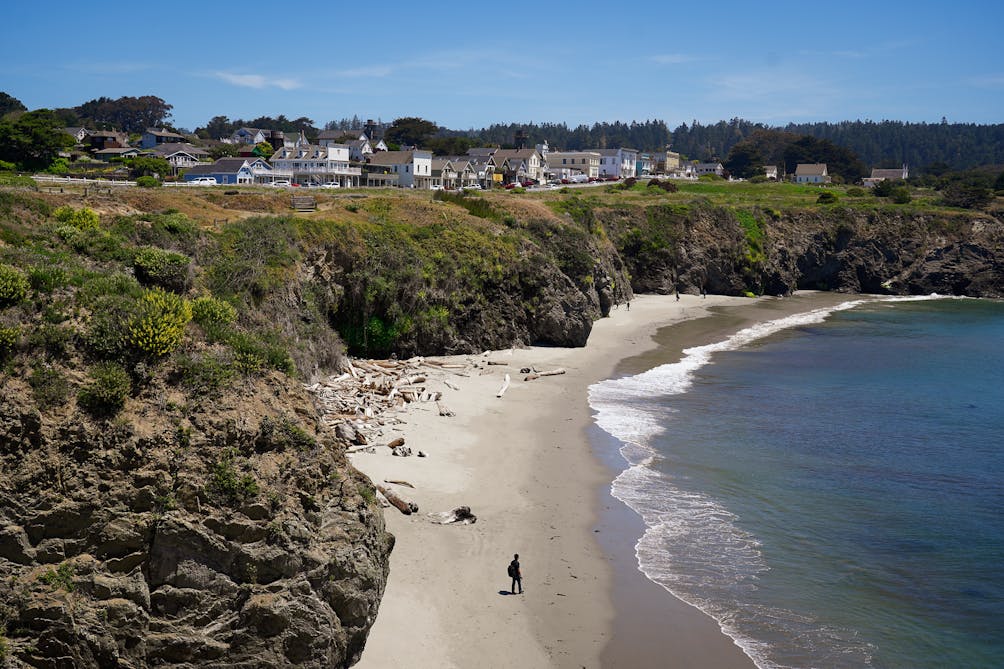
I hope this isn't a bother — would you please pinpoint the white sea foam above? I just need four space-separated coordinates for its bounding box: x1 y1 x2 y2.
587 296 925 668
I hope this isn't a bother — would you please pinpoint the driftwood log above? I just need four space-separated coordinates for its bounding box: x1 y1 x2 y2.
524 368 567 381
377 485 418 515
496 373 511 398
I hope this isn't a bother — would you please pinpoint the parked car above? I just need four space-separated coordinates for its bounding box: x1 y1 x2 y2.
320 182 341 189
189 176 217 186
271 180 291 188
461 183 482 190
430 184 444 190
520 180 536 187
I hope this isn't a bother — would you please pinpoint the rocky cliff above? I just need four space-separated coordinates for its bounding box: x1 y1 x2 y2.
600 201 1004 299
0 371 392 668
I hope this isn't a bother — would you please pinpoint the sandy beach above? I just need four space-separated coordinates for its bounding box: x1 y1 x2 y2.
350 293 760 669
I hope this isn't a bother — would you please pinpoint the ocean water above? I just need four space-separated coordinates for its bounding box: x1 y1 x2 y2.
589 297 1004 669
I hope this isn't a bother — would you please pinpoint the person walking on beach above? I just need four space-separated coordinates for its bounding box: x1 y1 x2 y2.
508 554 523 594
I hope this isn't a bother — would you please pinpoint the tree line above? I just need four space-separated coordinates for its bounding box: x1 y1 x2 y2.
669 118 1004 172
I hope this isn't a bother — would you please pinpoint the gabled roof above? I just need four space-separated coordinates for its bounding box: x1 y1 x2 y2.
870 168 906 180
144 127 186 139
367 150 431 165
467 147 497 158
150 142 208 157
795 163 828 176
492 148 540 163
185 158 268 175
94 147 139 155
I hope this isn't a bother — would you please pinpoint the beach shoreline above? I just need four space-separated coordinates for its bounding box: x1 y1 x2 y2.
349 293 765 668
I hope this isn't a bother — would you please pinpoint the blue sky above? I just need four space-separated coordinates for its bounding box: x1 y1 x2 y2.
3 1 1002 132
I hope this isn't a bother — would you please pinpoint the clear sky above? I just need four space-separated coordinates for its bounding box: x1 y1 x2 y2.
3 0 1002 132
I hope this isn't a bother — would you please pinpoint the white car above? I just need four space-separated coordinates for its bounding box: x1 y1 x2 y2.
461 183 482 190
320 182 341 189
271 180 291 188
189 176 217 186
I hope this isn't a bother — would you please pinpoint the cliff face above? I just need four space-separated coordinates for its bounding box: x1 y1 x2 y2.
0 373 392 668
602 204 1004 299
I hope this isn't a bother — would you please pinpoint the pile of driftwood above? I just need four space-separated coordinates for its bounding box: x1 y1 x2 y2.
306 356 475 448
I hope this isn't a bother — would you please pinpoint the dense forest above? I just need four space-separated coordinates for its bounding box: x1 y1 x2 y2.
669 118 1004 171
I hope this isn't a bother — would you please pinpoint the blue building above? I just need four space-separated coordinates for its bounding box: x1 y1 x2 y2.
183 158 273 185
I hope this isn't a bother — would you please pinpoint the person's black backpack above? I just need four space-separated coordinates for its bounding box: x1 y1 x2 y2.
507 561 516 578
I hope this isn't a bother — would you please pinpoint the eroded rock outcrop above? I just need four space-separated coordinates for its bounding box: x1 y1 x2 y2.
0 374 392 668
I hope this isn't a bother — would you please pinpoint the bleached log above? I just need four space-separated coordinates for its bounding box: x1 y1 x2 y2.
524 367 566 381
496 373 511 398
346 444 375 454
487 361 508 366
384 479 415 488
437 402 455 417
347 359 358 378
444 380 460 391
377 485 418 514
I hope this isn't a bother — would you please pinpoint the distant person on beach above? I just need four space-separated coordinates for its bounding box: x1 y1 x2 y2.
509 554 522 594
675 290 680 301
626 301 630 311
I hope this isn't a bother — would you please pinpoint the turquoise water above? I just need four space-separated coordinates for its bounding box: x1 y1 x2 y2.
590 297 1004 668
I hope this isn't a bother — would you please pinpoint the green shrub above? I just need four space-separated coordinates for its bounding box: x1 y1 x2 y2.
28 324 73 358
227 330 293 376
29 363 70 407
175 352 235 394
891 187 912 204
135 175 161 188
0 264 29 307
191 295 237 327
817 191 838 204
132 246 191 292
128 288 192 357
54 206 100 230
39 562 76 591
78 362 131 416
0 325 19 357
209 448 259 506
81 294 137 360
846 187 866 197
28 265 67 292
256 415 316 452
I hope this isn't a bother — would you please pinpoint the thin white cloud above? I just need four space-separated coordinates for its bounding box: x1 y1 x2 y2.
212 71 301 90
651 53 696 65
967 74 1004 88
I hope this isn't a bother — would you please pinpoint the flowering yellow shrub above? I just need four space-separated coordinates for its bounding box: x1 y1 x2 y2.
128 288 192 357
0 264 29 307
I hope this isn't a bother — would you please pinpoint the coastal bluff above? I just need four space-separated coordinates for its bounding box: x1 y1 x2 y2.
0 184 1001 666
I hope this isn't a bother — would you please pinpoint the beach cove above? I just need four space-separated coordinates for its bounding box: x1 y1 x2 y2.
345 292 855 668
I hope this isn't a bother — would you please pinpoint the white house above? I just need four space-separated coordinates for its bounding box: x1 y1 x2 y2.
148 143 210 174
595 148 638 178
695 162 725 177
794 163 830 184
269 143 361 187
763 165 779 180
863 165 909 187
545 151 601 179
365 150 433 188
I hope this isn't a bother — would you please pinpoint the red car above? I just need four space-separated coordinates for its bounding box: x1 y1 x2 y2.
520 180 536 187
